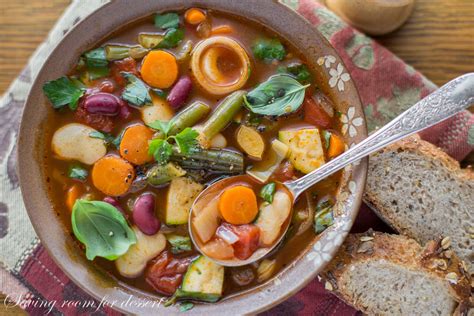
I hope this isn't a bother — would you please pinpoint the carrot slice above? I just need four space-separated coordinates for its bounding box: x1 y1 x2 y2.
219 186 258 225
92 156 135 196
141 50 178 89
328 134 345 158
66 184 83 212
211 25 234 36
119 124 154 165
184 8 206 25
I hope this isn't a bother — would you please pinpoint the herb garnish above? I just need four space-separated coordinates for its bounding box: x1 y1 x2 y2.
157 28 184 49
244 74 309 116
259 182 276 203
42 76 85 110
121 72 152 107
154 13 180 29
147 120 199 165
72 199 136 260
279 63 312 84
252 38 286 61
68 165 88 181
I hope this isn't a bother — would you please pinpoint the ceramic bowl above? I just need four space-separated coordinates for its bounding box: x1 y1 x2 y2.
18 0 367 314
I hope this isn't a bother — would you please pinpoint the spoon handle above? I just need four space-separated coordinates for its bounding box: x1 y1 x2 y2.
286 73 474 198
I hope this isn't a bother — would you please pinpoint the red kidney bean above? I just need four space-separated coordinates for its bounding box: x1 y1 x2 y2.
84 93 121 116
103 196 128 219
166 75 192 110
133 193 160 235
118 100 132 120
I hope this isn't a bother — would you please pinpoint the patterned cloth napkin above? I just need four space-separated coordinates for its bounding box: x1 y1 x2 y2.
0 0 472 314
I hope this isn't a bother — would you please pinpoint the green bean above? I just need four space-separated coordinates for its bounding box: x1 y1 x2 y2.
170 147 244 174
169 101 211 135
146 163 186 186
198 90 245 147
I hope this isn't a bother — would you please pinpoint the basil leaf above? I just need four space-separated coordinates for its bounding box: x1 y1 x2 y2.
252 38 286 61
68 165 88 181
112 130 125 150
322 130 331 150
87 66 110 81
166 234 192 254
259 182 276 203
157 28 184 49
43 76 84 110
71 200 136 260
121 72 152 107
280 63 312 83
244 74 309 116
154 12 180 29
172 128 199 155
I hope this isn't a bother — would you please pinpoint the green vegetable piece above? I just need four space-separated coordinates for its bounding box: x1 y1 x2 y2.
157 28 184 49
169 101 211 135
84 47 108 68
151 88 168 99
199 90 245 145
279 63 312 83
42 76 84 110
71 200 136 260
89 131 115 145
148 138 173 165
166 234 192 254
244 74 309 116
314 199 334 234
121 72 152 107
146 162 186 186
171 147 244 174
179 302 194 312
322 130 331 150
68 165 88 181
138 33 164 49
86 67 110 81
104 44 147 61
154 12 180 29
260 182 276 203
175 40 193 62
252 38 286 61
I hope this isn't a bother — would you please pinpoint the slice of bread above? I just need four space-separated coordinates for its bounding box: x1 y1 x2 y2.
364 135 474 272
321 232 472 316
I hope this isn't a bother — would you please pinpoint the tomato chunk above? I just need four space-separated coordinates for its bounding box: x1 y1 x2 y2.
303 94 333 129
224 223 260 260
111 57 139 86
145 251 195 295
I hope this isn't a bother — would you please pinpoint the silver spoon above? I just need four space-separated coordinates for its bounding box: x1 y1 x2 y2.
189 73 474 267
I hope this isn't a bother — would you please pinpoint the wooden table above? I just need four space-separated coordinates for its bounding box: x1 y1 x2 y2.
0 0 473 313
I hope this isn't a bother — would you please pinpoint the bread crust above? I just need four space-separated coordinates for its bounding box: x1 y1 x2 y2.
321 232 472 315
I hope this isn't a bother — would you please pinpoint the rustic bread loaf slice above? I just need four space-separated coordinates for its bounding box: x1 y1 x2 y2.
321 232 472 316
364 135 474 271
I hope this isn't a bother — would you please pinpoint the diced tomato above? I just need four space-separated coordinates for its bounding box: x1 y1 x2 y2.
145 251 195 295
303 94 333 129
74 100 114 132
224 223 260 260
111 57 139 86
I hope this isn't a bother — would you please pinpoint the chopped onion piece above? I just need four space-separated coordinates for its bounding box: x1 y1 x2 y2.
216 225 239 244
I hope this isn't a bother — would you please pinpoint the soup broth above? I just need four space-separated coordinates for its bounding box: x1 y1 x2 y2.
43 8 345 306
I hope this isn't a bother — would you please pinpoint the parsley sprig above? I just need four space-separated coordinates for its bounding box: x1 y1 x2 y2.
147 120 199 165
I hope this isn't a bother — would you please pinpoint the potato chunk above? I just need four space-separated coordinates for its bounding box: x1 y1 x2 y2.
165 177 204 225
115 227 166 278
140 94 174 125
51 123 106 165
279 128 325 174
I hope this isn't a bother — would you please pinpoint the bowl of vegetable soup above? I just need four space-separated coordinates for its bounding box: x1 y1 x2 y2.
18 0 367 314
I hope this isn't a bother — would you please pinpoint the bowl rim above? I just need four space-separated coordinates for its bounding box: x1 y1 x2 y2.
17 0 368 314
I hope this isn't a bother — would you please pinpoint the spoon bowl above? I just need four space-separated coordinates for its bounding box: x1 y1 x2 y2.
188 73 474 267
